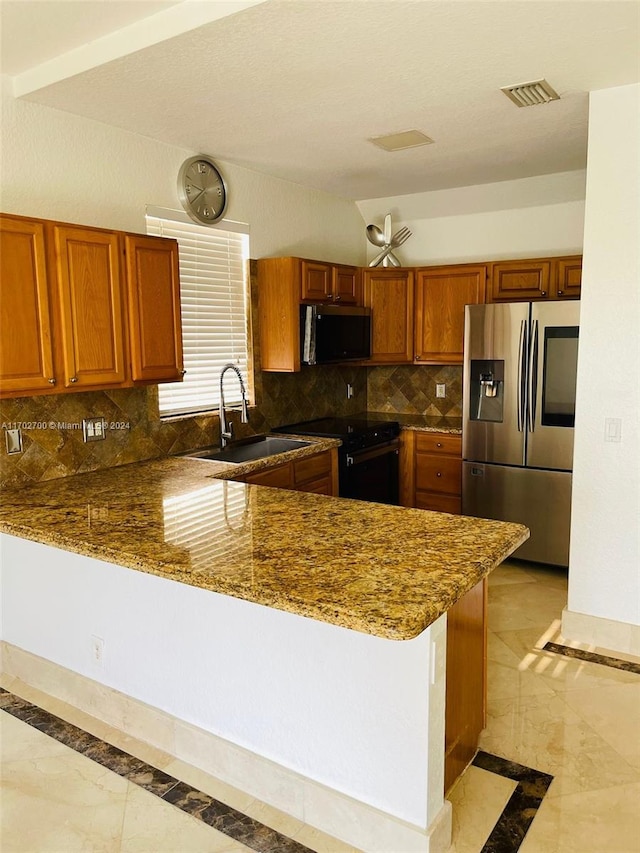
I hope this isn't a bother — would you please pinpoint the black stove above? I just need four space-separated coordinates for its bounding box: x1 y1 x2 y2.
277 415 400 504
276 415 399 452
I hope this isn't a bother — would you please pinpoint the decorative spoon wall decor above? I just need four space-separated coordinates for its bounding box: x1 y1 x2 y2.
366 214 412 266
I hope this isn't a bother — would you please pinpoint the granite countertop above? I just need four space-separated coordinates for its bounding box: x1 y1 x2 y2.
0 453 527 640
366 412 462 434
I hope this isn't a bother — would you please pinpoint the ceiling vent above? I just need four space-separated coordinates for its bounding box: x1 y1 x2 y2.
501 79 560 107
369 129 434 152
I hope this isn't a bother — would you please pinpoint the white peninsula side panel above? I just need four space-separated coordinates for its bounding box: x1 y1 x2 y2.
0 533 450 853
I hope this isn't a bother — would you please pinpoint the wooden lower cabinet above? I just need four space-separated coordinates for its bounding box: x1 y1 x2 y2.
243 449 338 496
445 577 487 793
400 430 462 513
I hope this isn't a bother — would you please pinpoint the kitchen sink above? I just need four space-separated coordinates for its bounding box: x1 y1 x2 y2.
184 435 311 464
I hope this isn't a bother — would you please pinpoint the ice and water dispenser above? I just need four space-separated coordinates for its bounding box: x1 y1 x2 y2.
468 360 504 422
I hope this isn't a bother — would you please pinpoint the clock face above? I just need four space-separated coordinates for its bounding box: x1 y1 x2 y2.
178 156 227 224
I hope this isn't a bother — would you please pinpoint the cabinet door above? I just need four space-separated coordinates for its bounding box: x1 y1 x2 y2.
554 256 582 299
245 463 293 488
301 260 332 302
489 260 551 302
415 266 486 363
332 265 361 305
54 226 126 388
125 234 184 382
0 216 56 395
363 269 414 363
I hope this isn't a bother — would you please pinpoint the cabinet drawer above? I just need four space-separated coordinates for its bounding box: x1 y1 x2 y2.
245 464 293 488
294 451 331 484
296 475 333 495
416 455 461 495
415 492 462 514
415 432 462 456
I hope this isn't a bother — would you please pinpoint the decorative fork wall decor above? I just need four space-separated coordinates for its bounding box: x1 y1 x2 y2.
366 214 412 267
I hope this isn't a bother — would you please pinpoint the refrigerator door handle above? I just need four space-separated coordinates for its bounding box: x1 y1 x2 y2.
517 319 527 432
528 319 539 432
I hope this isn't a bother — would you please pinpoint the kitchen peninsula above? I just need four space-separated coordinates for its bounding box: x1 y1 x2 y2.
0 453 527 853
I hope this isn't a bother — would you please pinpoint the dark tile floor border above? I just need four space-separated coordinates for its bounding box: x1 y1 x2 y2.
472 751 554 853
543 641 640 675
0 687 311 853
2 685 556 853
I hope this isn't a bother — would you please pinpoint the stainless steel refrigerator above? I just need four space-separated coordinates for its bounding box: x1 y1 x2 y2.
462 301 580 566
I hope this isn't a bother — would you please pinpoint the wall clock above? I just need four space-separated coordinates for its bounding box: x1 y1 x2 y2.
177 155 227 225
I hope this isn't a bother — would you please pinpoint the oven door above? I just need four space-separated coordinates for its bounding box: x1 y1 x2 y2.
340 440 400 505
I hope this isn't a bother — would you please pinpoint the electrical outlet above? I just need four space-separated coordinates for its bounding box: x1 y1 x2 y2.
347 383 354 399
83 418 106 442
91 635 105 667
436 384 446 399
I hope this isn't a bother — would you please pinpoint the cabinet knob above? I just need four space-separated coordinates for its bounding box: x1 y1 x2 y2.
436 442 443 448
436 472 442 477
557 289 563 295
334 295 341 301
180 369 187 376
541 290 547 297
415 355 420 360
48 378 56 385
70 376 78 383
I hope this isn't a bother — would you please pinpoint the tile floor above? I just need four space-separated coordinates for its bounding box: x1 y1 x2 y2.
2 559 640 853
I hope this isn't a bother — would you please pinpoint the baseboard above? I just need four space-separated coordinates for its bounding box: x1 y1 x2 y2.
561 607 640 657
1 641 451 853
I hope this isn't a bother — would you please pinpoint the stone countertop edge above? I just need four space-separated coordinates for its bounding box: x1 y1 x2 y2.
0 456 528 642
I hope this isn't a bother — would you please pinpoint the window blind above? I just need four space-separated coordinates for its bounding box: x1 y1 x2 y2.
146 208 250 417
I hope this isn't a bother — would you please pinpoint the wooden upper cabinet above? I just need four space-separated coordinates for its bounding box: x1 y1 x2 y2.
54 225 126 388
489 260 551 302
301 260 361 304
489 256 581 302
0 215 56 395
414 265 486 364
362 268 414 363
332 265 361 304
555 256 582 299
124 234 184 382
257 257 301 372
301 260 332 302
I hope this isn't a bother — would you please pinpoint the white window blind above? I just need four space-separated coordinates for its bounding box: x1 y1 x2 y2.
146 208 250 417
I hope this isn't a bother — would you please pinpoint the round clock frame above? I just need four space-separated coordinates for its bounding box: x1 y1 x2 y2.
177 155 228 225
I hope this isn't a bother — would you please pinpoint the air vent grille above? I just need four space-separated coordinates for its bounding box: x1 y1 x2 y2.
369 130 434 151
501 79 560 108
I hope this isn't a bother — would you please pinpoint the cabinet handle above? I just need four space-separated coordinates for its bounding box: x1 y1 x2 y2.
70 376 78 383
48 378 56 385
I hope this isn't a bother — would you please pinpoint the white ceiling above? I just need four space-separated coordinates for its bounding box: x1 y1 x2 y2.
1 0 639 200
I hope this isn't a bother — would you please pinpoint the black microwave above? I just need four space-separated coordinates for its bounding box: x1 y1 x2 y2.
300 304 371 365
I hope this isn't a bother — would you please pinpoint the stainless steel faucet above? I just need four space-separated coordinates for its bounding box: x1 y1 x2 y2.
219 363 250 448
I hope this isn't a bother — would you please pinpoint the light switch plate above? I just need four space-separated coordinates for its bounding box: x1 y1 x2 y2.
5 428 23 454
436 384 446 398
604 417 622 443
